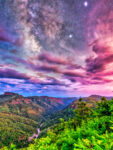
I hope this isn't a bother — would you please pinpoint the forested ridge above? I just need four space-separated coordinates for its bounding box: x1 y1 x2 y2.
2 97 113 150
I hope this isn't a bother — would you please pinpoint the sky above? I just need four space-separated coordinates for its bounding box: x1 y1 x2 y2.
0 0 113 97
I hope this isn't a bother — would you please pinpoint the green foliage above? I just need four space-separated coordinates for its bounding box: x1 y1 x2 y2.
2 97 113 150
0 112 38 148
26 98 113 150
96 97 113 117
0 94 73 149
74 100 92 125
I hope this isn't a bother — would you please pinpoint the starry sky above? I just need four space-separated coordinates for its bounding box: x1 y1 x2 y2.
0 0 113 97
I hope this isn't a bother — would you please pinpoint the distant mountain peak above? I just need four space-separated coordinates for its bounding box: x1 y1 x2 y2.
4 92 20 96
89 95 102 98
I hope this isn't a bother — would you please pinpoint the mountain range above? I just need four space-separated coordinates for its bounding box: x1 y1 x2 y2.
0 92 112 148
0 92 76 121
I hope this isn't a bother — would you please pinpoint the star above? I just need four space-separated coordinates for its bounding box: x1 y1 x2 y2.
83 1 88 7
69 34 73 38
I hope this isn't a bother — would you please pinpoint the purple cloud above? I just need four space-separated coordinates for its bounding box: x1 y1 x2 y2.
0 68 29 80
38 51 67 65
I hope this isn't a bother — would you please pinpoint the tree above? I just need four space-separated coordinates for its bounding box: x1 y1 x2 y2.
74 100 92 125
96 97 111 116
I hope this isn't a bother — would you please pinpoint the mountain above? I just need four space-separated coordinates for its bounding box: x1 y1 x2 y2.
1 93 112 148
0 92 76 148
70 95 113 109
0 93 39 148
0 92 76 121
41 94 113 131
88 95 113 100
0 112 38 148
4 92 21 96
0 92 21 103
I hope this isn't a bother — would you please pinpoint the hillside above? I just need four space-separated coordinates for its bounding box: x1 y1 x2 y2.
0 93 112 148
42 95 113 130
3 96 113 150
27 97 113 150
0 92 75 148
0 112 38 148
69 95 113 109
0 92 75 122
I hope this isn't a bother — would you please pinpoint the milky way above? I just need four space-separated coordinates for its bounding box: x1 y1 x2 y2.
0 0 113 97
